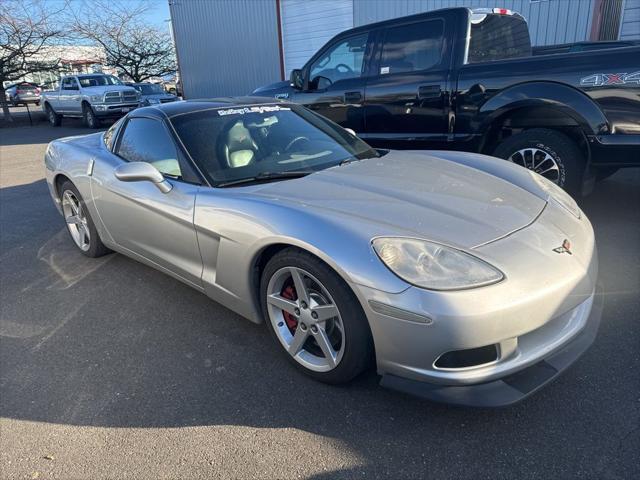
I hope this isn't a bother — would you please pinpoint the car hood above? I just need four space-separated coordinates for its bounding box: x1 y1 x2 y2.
82 85 137 94
250 151 546 249
252 80 291 94
141 93 176 100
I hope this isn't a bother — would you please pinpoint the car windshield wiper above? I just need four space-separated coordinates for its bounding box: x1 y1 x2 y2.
217 170 314 187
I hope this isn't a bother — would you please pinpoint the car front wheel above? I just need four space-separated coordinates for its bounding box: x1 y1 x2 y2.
261 248 373 384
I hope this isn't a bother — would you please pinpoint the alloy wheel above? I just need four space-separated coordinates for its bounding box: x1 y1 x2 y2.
508 147 561 184
61 190 90 251
266 266 345 372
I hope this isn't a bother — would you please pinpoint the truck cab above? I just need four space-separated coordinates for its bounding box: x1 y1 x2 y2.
254 7 640 195
42 74 140 128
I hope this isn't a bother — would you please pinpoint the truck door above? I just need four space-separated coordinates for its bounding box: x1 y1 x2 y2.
289 31 373 134
59 77 81 114
361 16 452 149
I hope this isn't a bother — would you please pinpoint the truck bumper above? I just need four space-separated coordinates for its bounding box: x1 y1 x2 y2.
93 103 139 117
590 134 640 166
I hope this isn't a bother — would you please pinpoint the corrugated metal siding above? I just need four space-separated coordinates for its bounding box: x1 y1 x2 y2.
169 0 281 98
620 0 640 38
281 0 354 72
353 0 597 46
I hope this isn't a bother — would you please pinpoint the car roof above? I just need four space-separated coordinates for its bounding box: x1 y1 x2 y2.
134 96 287 119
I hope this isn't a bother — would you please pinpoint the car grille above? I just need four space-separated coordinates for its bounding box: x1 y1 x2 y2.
160 98 175 103
104 91 138 103
122 91 138 102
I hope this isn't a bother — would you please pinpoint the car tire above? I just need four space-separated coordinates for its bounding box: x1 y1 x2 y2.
83 103 100 129
493 128 585 196
595 167 619 181
45 104 62 126
59 180 111 258
261 247 373 384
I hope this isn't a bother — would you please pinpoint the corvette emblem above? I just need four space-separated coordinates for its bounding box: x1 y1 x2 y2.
553 239 572 255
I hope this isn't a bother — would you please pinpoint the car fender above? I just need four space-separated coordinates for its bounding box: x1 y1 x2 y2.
478 81 609 136
194 193 410 323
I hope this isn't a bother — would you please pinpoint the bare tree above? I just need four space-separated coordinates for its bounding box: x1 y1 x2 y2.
0 0 65 121
71 0 176 82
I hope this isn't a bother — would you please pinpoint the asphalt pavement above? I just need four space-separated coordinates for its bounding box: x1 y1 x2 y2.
1 122 638 479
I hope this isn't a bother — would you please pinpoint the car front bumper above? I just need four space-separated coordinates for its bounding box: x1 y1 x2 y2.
354 201 600 406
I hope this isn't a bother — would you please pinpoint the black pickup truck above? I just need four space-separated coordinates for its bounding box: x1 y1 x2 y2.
254 7 640 195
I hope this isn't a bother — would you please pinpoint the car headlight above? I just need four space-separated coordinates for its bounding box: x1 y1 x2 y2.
529 171 581 219
372 237 504 290
89 94 103 102
147 98 160 104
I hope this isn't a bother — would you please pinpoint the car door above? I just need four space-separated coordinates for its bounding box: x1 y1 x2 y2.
289 31 373 133
361 16 452 149
90 115 204 288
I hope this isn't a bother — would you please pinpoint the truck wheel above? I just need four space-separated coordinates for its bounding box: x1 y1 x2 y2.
493 128 585 196
83 103 100 129
45 104 62 126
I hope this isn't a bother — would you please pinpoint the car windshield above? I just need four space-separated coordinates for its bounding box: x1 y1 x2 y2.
137 84 164 94
171 104 380 186
78 75 122 87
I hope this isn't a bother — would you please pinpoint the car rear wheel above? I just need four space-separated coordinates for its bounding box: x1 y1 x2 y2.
46 104 61 126
83 103 100 129
493 128 585 196
261 248 373 384
59 181 111 258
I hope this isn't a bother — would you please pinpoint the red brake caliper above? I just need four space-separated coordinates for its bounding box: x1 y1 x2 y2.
281 283 298 333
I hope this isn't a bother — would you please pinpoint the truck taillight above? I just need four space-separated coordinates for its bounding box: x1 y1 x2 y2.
493 8 512 15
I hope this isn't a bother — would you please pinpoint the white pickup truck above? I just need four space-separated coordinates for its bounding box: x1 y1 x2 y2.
41 74 140 128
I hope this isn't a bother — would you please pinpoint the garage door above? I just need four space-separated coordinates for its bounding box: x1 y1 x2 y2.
280 0 354 74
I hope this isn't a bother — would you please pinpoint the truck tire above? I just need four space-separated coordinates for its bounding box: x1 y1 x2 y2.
82 103 100 129
45 104 62 127
493 128 585 196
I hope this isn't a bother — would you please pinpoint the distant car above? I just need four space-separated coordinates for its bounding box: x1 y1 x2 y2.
41 74 140 128
130 82 178 106
44 98 601 407
5 82 41 106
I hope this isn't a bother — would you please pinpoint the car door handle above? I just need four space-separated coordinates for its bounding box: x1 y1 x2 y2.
343 91 362 104
418 85 442 100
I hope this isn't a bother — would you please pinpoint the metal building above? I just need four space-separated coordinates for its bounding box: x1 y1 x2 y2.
169 0 640 99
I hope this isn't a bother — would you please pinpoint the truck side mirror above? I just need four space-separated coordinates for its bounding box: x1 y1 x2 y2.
290 69 304 90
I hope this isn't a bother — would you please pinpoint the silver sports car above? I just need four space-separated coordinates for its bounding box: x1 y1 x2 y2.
45 98 602 406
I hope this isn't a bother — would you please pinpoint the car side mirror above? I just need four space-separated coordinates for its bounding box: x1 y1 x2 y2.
114 162 173 193
290 69 304 90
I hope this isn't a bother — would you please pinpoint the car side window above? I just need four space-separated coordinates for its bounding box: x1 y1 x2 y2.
116 117 182 177
379 20 444 75
62 77 79 90
103 117 124 151
308 32 369 88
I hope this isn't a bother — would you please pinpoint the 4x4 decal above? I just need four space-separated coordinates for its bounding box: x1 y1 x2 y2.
581 71 640 86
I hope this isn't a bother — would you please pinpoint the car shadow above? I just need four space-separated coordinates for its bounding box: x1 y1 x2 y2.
1 173 638 477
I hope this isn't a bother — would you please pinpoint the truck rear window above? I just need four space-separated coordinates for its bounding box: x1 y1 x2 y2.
467 14 531 63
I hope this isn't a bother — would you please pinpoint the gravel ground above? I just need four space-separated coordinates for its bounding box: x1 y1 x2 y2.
1 123 638 479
